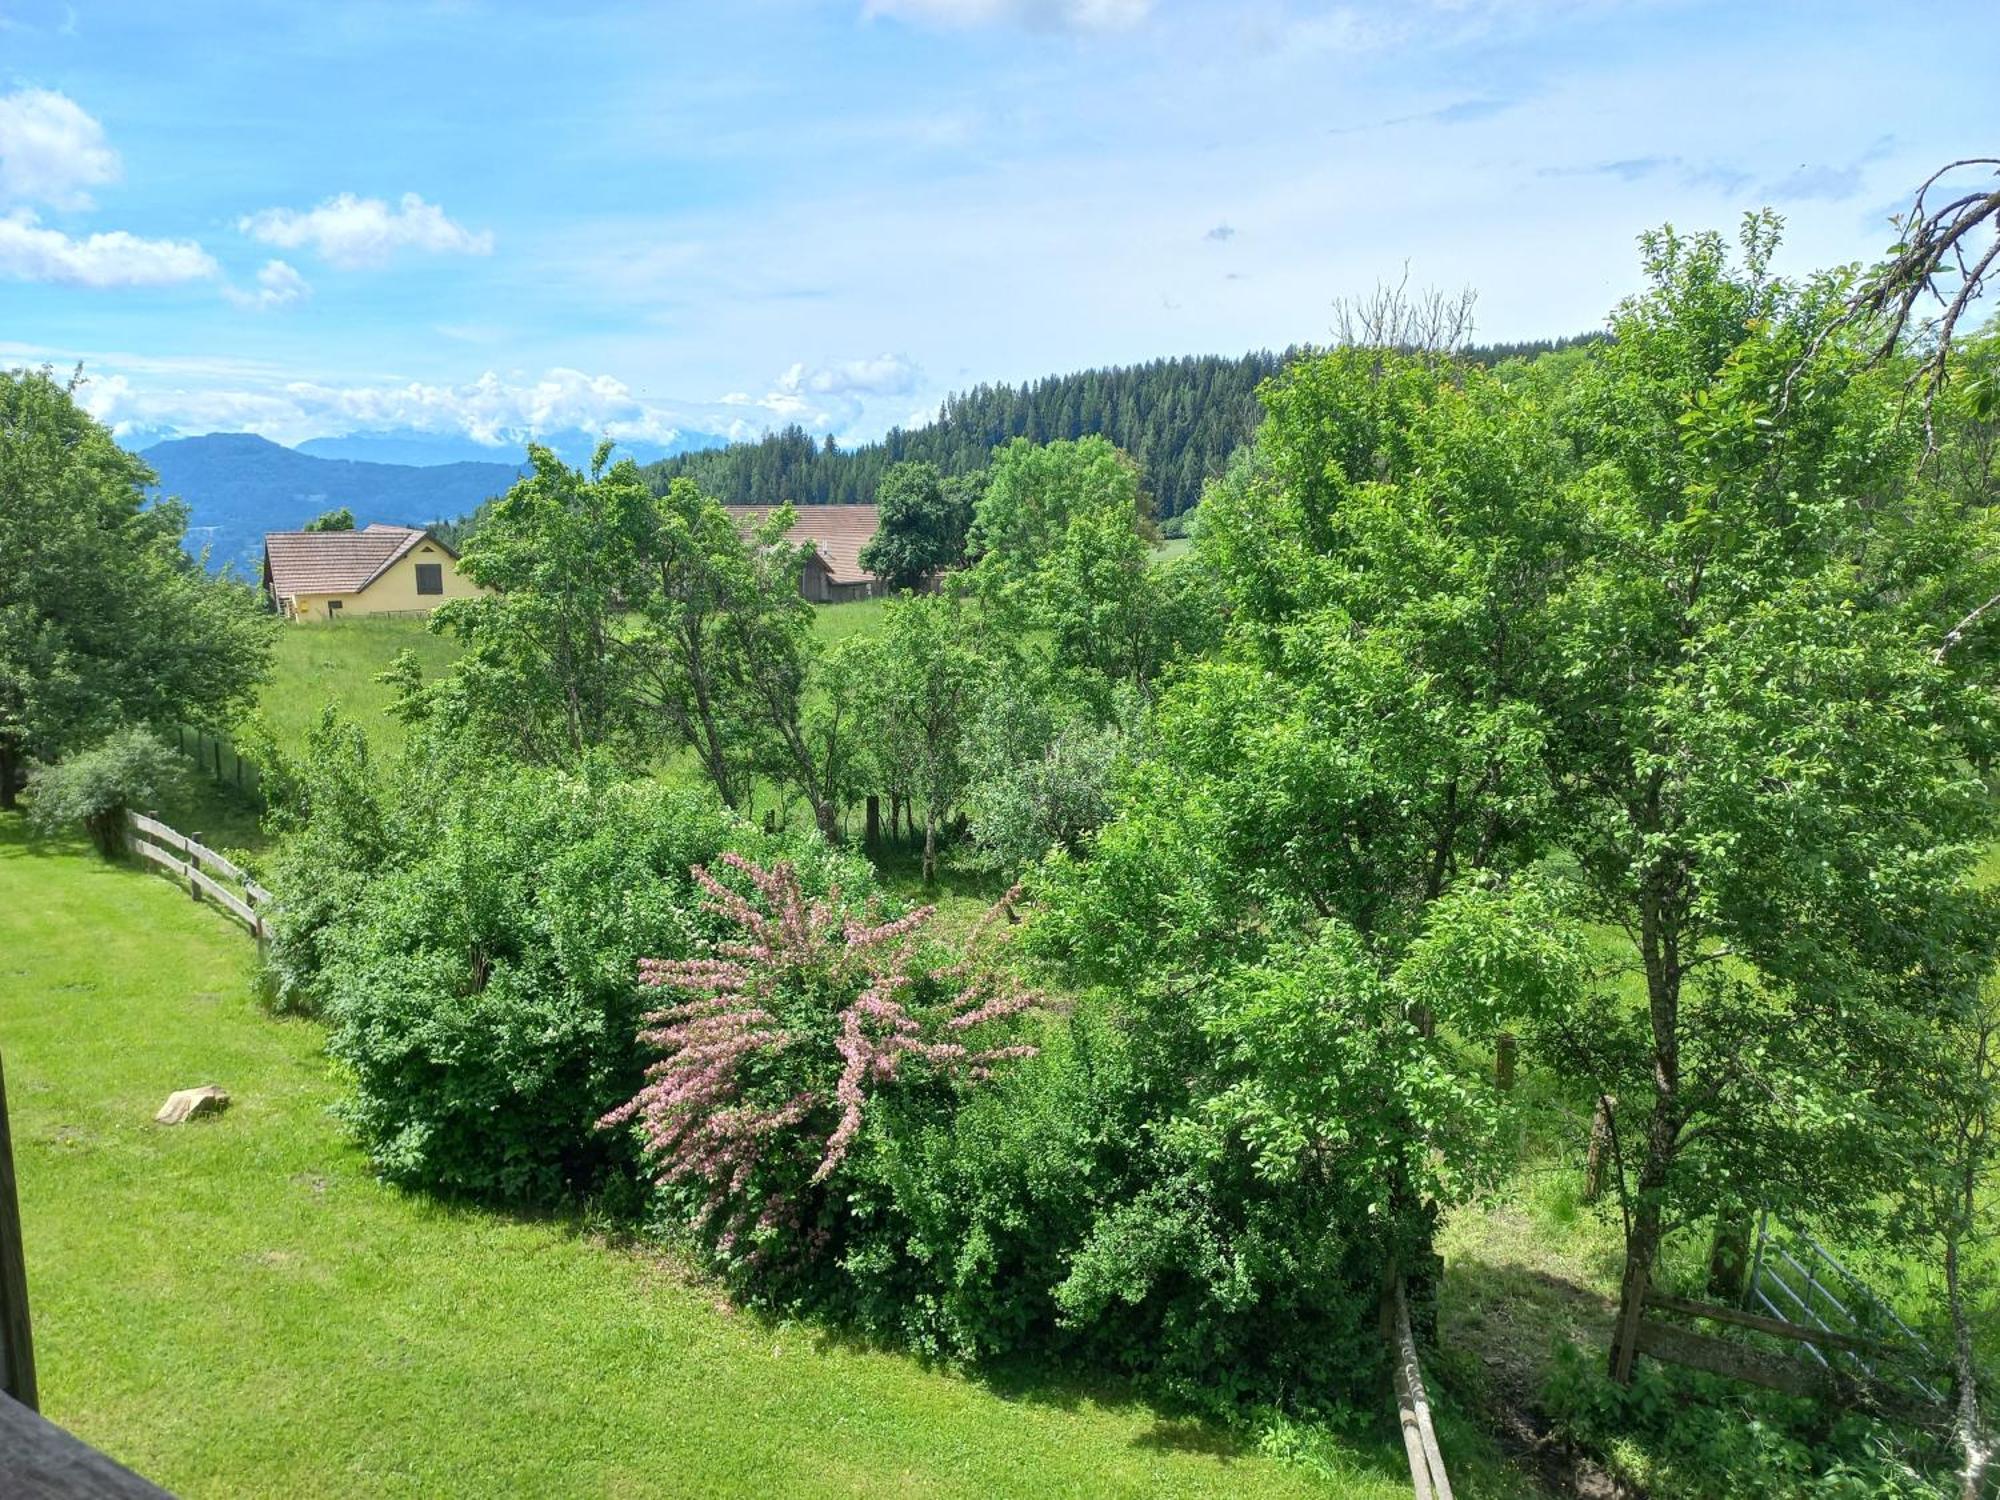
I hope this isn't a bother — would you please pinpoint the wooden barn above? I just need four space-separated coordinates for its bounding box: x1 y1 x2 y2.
724 505 882 603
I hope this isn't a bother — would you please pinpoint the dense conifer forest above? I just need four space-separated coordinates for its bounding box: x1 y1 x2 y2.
644 338 1603 517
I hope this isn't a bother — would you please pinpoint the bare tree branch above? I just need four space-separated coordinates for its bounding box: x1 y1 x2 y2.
1332 266 1479 358
1790 158 2000 442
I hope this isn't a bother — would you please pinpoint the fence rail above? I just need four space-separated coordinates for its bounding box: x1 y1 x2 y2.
1612 1211 1947 1424
125 811 269 943
1385 1277 1453 1500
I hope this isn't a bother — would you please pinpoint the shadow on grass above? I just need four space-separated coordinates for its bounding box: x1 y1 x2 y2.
461 1199 1412 1480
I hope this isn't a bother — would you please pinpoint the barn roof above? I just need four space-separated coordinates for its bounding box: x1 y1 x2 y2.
262 524 448 599
724 505 879 585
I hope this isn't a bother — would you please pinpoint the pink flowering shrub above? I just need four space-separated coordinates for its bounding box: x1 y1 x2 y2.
601 852 1038 1259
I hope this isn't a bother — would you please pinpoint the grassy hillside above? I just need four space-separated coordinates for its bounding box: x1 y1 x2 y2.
261 615 465 757
0 813 1401 1499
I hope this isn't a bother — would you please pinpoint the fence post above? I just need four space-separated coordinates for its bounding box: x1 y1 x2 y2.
1494 1033 1517 1091
0 1053 37 1411
186 832 203 903
1707 1210 1753 1303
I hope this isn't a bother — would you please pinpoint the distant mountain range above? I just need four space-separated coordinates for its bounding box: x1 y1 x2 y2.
134 427 728 575
141 434 525 575
293 426 727 469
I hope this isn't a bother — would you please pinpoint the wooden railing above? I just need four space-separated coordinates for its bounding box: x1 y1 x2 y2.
1385 1277 1454 1499
124 813 271 943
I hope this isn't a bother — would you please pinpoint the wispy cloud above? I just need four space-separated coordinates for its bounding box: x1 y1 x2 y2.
1538 155 1751 195
1762 161 1870 203
1204 223 1236 241
862 0 1153 33
0 209 216 287
1331 96 1517 135
222 258 309 310
0 87 118 209
238 191 493 270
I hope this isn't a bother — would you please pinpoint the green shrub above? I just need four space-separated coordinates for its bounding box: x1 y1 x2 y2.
1543 1342 1950 1498
26 727 185 857
314 757 866 1205
253 708 391 1014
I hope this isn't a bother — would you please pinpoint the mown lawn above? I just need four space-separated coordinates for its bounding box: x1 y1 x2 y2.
0 814 1414 1499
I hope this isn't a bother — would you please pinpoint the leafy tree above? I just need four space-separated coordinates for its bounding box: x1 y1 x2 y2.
303 506 356 532
25 726 184 857
1526 220 2000 1379
858 460 972 591
962 668 1128 872
858 593 987 883
969 436 1207 699
1020 340 1590 1406
620 478 774 808
0 368 274 808
413 443 647 765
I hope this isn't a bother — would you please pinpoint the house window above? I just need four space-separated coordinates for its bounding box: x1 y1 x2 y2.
415 562 444 595
326 599 342 615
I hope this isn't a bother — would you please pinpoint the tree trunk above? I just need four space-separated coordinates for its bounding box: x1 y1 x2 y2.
1613 880 1683 1384
1584 1095 1616 1204
865 795 881 847
923 810 937 886
0 742 16 811
1948 1199 1993 1500
815 797 838 844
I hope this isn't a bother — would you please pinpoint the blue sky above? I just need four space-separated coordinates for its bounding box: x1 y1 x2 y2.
1 0 1993 452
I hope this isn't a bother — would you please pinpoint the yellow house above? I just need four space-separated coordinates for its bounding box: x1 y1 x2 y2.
261 523 487 621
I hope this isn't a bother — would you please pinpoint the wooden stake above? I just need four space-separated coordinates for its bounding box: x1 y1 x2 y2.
0 1054 37 1411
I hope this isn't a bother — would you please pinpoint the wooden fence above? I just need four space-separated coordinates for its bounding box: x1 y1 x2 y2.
1385 1277 1454 1500
125 812 271 943
1609 1217 1946 1425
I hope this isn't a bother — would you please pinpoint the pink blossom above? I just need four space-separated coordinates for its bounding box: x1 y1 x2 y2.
602 858 1041 1242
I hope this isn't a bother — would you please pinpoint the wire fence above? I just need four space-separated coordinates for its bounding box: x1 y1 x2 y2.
173 724 263 806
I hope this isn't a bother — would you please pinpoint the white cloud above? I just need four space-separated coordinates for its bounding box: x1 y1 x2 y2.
275 367 679 446
50 350 925 450
788 353 920 397
0 88 119 209
222 258 309 310
0 209 217 287
726 355 923 430
237 191 494 269
863 0 1152 32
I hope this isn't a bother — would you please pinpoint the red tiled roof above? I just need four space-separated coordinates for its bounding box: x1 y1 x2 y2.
262 523 441 599
724 505 880 585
